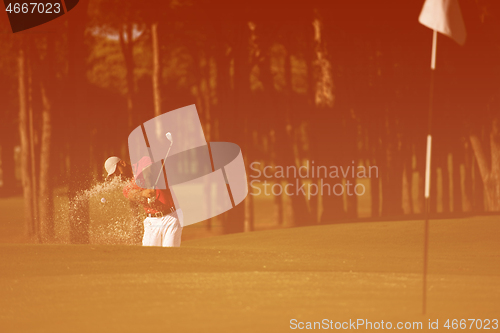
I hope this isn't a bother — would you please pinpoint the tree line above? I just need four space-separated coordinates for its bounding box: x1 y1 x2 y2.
0 0 499 243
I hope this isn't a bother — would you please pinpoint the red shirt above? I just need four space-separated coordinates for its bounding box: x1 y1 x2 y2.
123 179 175 214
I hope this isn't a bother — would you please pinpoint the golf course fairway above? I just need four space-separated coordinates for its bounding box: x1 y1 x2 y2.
1 216 499 332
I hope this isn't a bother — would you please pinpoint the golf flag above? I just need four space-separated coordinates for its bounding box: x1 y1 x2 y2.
418 0 466 46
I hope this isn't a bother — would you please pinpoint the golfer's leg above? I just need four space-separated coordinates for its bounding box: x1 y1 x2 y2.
160 215 183 247
170 209 183 247
142 217 162 246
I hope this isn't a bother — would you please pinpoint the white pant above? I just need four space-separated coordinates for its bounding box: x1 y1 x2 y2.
142 210 183 247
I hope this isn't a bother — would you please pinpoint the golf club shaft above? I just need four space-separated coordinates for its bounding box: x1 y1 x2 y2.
153 142 173 189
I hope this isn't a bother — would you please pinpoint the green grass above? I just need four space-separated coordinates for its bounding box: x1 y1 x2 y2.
0 216 498 333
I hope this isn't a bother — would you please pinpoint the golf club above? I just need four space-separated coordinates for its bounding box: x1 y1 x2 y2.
147 132 173 204
152 132 174 190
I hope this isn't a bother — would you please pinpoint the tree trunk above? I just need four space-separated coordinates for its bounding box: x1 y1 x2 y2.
220 24 247 234
380 132 404 216
415 140 426 214
244 187 254 232
0 137 17 196
402 157 412 215
39 82 54 242
18 46 35 238
67 1 90 244
283 39 312 226
451 150 463 212
462 140 473 212
370 157 380 217
274 194 284 225
212 26 239 233
439 149 451 213
119 23 135 129
307 17 344 224
27 51 39 240
444 153 452 212
472 153 485 212
274 123 310 226
151 23 161 117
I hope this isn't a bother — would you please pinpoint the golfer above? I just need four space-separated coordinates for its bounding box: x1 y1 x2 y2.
104 156 183 247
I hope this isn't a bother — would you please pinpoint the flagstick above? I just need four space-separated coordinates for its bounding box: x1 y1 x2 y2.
423 29 437 315
431 29 437 70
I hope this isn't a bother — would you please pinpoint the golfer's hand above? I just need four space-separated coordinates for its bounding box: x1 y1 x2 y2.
141 189 156 198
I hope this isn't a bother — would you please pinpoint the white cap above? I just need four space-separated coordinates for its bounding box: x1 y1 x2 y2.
104 157 121 177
